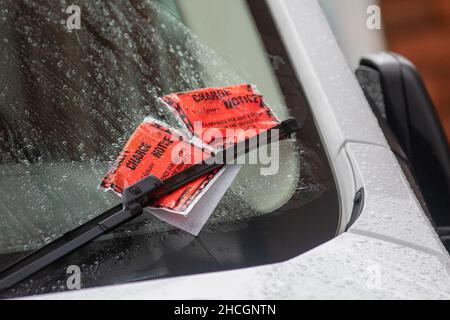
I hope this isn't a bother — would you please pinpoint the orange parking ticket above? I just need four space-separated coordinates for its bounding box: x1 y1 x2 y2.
161 84 280 148
100 119 218 213
101 84 279 218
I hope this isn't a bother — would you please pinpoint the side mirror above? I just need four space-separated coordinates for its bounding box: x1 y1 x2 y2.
357 52 450 249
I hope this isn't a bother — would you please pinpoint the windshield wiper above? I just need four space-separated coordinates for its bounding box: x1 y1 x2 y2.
0 118 299 293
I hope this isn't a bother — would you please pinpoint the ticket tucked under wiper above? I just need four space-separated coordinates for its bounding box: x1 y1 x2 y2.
100 84 283 234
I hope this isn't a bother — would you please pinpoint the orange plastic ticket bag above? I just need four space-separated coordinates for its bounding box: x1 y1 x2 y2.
101 85 278 215
161 84 280 148
100 119 218 213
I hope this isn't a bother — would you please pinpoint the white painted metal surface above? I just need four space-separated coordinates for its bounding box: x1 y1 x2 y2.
32 233 450 299
29 0 450 299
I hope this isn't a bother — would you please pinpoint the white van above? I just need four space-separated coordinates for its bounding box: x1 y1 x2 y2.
0 0 449 299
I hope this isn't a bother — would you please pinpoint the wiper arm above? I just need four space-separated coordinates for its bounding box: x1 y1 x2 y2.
0 118 299 293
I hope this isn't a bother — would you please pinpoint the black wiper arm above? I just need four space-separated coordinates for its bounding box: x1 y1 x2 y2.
0 118 299 293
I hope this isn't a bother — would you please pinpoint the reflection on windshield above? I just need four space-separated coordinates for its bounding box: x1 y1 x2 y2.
0 0 306 257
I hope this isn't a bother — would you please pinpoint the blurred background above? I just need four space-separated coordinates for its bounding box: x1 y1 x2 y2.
320 0 450 143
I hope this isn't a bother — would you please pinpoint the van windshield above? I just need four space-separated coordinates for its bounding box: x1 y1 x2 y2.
0 0 339 298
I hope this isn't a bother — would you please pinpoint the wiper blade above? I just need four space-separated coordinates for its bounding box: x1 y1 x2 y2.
0 118 299 293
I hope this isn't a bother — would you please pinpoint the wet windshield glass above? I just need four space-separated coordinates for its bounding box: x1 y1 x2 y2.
0 0 339 297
